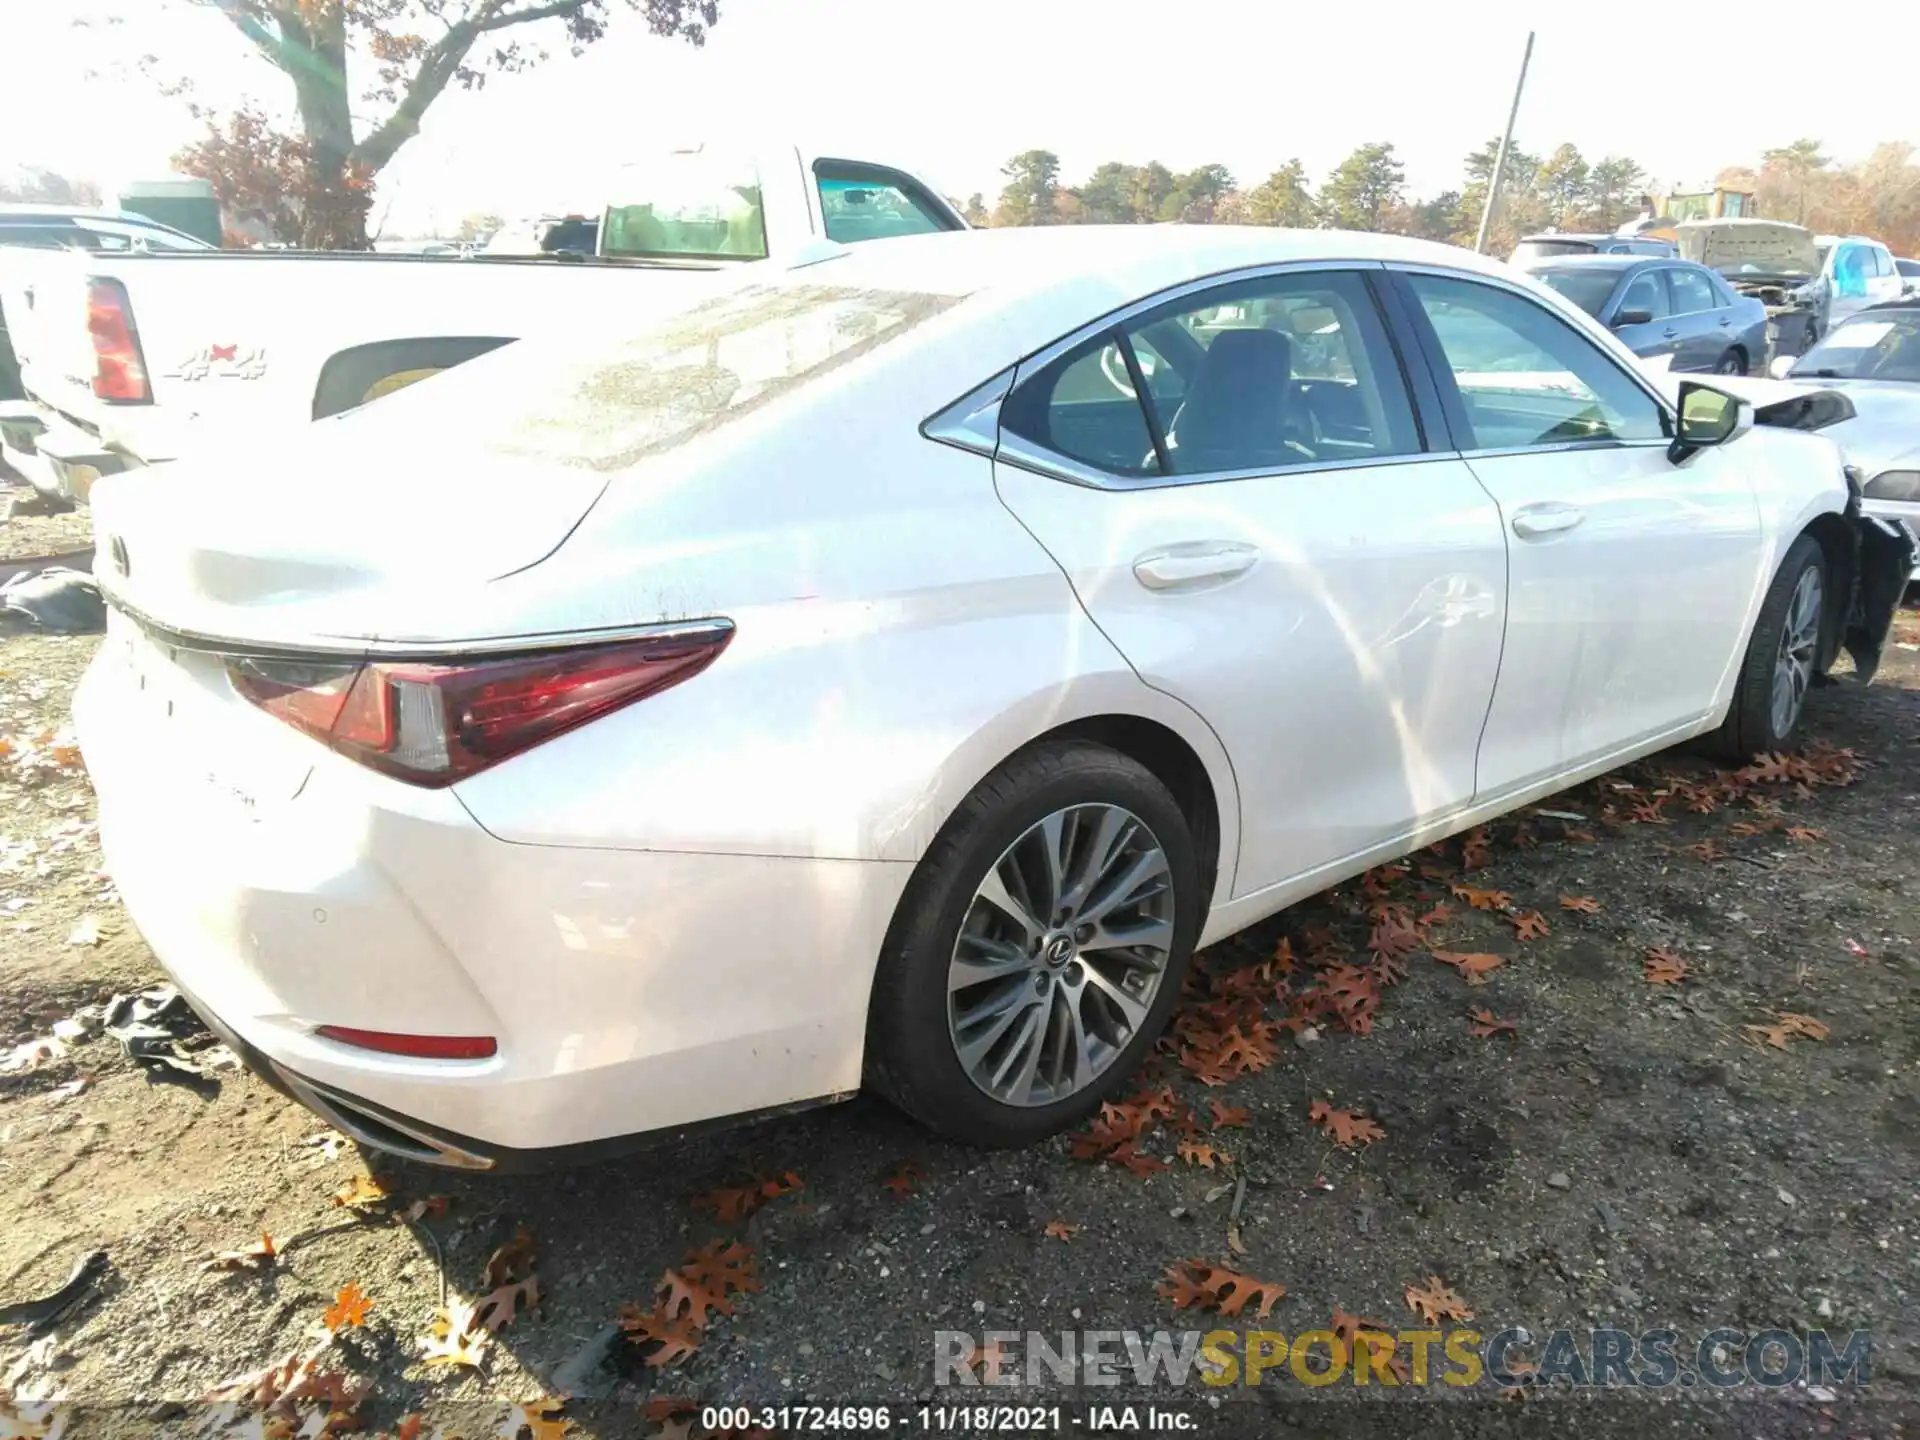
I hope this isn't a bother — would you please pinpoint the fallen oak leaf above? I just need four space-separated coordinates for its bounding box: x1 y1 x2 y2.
1507 910 1549 942
1430 949 1506 985
329 1174 390 1212
474 1275 541 1333
1450 884 1512 912
1743 1011 1830 1051
203 1232 278 1273
1466 1007 1518 1038
1784 826 1823 843
1308 1099 1386 1148
1107 1139 1169 1179
204 1350 370 1413
481 1226 537 1288
1688 840 1728 862
1558 895 1601 914
618 1303 703 1369
1207 1098 1250 1130
507 1398 570 1440
1043 1220 1079 1242
420 1300 492 1368
881 1160 925 1196
322 1282 372 1332
1644 948 1690 985
1404 1275 1474 1324
1177 1140 1228 1169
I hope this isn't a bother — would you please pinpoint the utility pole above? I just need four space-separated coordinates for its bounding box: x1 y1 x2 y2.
1474 31 1536 255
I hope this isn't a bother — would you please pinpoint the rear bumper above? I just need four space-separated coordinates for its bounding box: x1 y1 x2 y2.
74 627 911 1168
0 399 143 502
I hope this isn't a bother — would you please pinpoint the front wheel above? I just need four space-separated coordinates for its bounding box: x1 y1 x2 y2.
1710 534 1826 758
1714 349 1744 375
865 741 1201 1146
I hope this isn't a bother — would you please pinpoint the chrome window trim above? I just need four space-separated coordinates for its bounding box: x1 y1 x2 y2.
1386 259 1679 423
996 434 1462 492
920 367 1013 459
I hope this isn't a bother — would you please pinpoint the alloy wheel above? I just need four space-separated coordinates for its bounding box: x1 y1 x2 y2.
946 804 1175 1107
1771 564 1822 737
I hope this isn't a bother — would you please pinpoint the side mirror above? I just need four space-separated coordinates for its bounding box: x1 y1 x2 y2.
1768 354 1797 380
1669 380 1744 463
1613 308 1655 328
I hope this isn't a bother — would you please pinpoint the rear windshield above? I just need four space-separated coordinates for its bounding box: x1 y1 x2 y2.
1512 239 1596 263
600 152 770 262
1533 268 1621 318
334 283 963 470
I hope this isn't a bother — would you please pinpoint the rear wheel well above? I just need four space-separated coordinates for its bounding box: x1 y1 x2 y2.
1801 511 1855 672
311 335 515 420
1032 715 1222 918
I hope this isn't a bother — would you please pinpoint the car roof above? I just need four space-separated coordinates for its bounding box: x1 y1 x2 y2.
1526 254 1657 273
779 224 1512 302
1518 232 1610 243
1858 298 1920 315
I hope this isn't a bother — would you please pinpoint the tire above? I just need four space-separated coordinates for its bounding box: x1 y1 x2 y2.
1714 349 1744 375
865 740 1202 1146
1709 533 1827 759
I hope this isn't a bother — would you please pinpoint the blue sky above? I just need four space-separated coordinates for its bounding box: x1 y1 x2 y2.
7 0 1913 234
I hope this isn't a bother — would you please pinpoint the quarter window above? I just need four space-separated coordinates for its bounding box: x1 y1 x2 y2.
1406 273 1668 450
1001 270 1421 481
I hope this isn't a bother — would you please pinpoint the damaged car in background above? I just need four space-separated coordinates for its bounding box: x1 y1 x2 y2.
1763 299 1920 584
73 226 1915 1172
1674 217 1824 358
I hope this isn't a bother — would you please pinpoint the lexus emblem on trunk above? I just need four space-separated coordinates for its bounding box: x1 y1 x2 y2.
109 536 130 577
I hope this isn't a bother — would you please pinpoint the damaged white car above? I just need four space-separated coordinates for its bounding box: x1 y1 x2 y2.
1766 299 1920 584
75 227 1915 1170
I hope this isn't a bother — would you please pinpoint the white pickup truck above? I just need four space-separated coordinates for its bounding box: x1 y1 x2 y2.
0 145 964 502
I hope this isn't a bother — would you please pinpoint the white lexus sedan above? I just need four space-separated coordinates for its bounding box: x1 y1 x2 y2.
76 226 1913 1170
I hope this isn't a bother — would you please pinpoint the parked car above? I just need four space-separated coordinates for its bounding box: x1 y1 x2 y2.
0 204 214 405
1510 232 1677 263
0 144 966 503
1520 255 1766 374
1767 299 1920 577
1807 234 1906 339
75 226 1912 1170
1672 218 1822 358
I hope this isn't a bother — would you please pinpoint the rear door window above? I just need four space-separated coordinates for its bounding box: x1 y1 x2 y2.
1668 268 1721 315
1002 269 1421 480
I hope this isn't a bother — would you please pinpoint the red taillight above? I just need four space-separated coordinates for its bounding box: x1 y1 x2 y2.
315 1026 497 1060
86 278 151 403
227 628 730 786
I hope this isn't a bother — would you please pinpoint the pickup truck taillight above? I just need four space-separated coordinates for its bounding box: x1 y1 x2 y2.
225 628 732 786
86 278 151 403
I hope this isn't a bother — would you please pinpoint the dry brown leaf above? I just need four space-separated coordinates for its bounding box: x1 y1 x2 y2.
1158 1259 1286 1318
691 1170 803 1223
1404 1275 1474 1323
1308 1099 1386 1148
1226 1222 1248 1257
1431 949 1507 985
1177 1140 1228 1170
1043 1219 1079 1242
619 1303 704 1369
322 1282 372 1332
398 1195 451 1224
1107 1139 1169 1178
1784 826 1824 843
1450 884 1512 912
481 1226 537 1288
420 1300 492 1367
1689 840 1728 862
881 1160 924 1196
1207 1099 1250 1130
1744 1011 1830 1051
204 1350 369 1413
1644 948 1690 985
330 1175 390 1212
204 1233 278 1272
1507 910 1549 942
506 1398 570 1440
1466 1007 1518 1038
1558 894 1601 914
474 1275 541 1333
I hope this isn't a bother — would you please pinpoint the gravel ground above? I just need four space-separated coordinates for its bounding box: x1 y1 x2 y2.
0 601 1915 1440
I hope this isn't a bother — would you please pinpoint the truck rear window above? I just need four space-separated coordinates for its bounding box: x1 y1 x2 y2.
599 152 770 262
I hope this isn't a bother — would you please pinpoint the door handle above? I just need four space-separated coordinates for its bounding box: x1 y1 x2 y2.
1718 317 1732 327
1132 543 1258 591
1662 328 1679 338
1510 504 1585 540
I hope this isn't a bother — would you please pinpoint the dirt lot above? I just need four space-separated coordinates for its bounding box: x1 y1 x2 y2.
0 525 1915 1436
